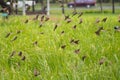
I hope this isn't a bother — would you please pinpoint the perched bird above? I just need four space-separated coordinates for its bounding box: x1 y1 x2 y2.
18 51 22 56
34 69 40 76
95 27 103 36
102 17 107 22
41 15 45 21
5 32 11 38
53 24 58 31
64 15 69 20
33 14 39 20
10 51 16 57
72 25 77 29
78 12 83 18
74 49 80 54
61 45 66 49
24 19 28 23
79 18 83 24
11 36 17 41
114 26 120 32
21 56 26 61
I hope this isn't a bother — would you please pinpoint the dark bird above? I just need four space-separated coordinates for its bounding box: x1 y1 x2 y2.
99 58 105 65
66 18 71 23
102 17 107 22
41 15 45 21
79 18 83 24
33 41 38 46
39 23 43 27
82 55 87 61
45 17 50 21
74 49 80 54
34 69 40 76
95 18 100 23
78 12 83 18
61 31 64 34
53 24 58 31
64 15 69 20
24 19 28 23
61 45 66 49
72 25 77 29
114 26 120 32
33 14 39 20
72 11 77 17
74 40 79 44
21 56 26 61
17 30 21 34
70 39 74 43
95 27 104 36
5 32 11 38
10 51 16 57
11 36 17 41
18 51 22 56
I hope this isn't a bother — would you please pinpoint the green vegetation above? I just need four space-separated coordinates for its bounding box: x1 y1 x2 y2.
0 13 120 80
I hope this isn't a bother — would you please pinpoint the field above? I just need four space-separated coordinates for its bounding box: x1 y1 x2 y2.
0 13 120 80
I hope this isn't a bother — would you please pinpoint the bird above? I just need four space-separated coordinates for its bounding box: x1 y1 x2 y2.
21 56 26 61
61 45 66 49
33 41 38 46
61 31 65 34
74 40 79 44
101 17 107 22
10 51 16 57
41 15 45 21
82 55 87 61
16 30 21 34
53 24 58 31
66 18 71 23
64 15 69 20
114 26 120 32
95 27 104 36
24 19 29 23
74 49 80 54
18 51 22 56
45 17 50 21
33 14 39 20
72 25 77 29
95 18 100 23
11 36 17 41
72 11 77 17
78 12 83 18
99 58 105 65
70 39 74 43
39 23 43 27
5 32 11 38
79 18 83 24
34 69 40 76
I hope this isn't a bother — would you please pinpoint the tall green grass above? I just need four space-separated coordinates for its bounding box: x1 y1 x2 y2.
0 13 120 80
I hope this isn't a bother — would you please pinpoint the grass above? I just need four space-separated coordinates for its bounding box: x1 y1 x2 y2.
0 13 120 80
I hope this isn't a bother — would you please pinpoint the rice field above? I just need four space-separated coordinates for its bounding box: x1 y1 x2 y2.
0 13 120 80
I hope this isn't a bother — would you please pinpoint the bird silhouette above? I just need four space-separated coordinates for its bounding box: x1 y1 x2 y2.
72 25 77 29
95 27 103 36
74 49 80 54
61 45 66 49
53 24 58 31
61 31 65 34
34 69 40 76
33 41 38 46
21 56 26 61
102 17 107 22
5 32 11 38
24 19 28 23
11 36 17 41
16 30 21 34
18 51 22 56
78 12 83 18
114 26 120 32
74 40 79 44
